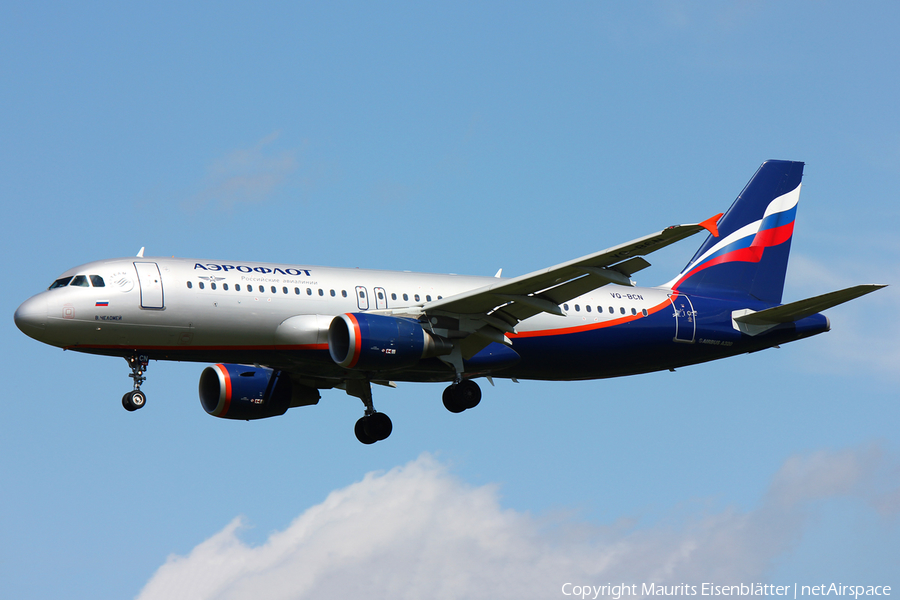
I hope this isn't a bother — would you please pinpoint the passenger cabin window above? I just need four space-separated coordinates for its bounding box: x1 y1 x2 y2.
403 293 409 301
586 305 591 312
620 307 625 314
211 283 217 290
414 294 420 302
391 293 397 300
330 289 336 297
71 275 89 287
342 290 348 298
642 309 648 317
319 289 324 296
307 288 312 295
283 286 288 294
223 283 229 291
295 287 300 295
271 286 277 294
186 281 192 289
90 275 105 287
199 282 205 289
49 277 73 289
426 295 431 302
235 284 241 291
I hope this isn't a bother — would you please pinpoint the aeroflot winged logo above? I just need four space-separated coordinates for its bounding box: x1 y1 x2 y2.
194 263 312 277
672 184 800 288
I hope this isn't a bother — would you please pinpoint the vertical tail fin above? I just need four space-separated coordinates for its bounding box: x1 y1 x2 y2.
668 160 804 304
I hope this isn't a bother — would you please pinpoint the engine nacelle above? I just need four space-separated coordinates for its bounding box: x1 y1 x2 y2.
328 313 452 371
199 364 319 420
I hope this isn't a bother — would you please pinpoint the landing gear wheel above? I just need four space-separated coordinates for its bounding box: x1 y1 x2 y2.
355 417 378 444
347 379 394 444
458 379 481 409
365 412 393 441
442 385 466 413
354 412 392 444
122 390 146 412
443 380 482 413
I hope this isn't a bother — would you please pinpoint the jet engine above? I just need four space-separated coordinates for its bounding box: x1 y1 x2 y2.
199 363 320 420
328 313 452 371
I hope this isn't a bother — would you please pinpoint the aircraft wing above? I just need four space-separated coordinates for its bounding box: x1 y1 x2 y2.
419 214 721 355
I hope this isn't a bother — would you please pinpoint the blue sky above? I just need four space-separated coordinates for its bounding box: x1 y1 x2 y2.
2 2 898 598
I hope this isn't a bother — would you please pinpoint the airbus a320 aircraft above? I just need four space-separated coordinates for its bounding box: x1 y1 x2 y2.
15 161 885 444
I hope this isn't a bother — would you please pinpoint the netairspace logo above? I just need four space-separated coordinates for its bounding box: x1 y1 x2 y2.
560 583 892 600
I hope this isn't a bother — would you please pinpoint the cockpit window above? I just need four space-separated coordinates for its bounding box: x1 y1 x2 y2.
90 275 105 287
70 275 90 287
49 276 73 289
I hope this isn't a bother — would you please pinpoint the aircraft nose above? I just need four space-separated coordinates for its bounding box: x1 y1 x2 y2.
14 295 48 339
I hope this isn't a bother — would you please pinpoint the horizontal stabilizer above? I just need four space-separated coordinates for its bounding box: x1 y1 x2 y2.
734 284 887 326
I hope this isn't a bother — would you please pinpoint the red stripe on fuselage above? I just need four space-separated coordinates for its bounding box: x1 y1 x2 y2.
509 296 671 339
65 343 330 351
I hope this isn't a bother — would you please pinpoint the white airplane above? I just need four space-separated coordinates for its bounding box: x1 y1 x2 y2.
15 161 885 443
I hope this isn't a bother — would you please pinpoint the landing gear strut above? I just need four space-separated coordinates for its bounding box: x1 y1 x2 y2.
122 354 149 412
346 379 392 444
442 379 481 413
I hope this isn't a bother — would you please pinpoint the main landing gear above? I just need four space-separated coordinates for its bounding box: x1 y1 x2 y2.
346 380 393 445
122 354 149 412
442 379 481 413
344 378 482 444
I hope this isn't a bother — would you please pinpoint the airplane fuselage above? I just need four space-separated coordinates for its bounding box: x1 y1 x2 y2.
15 256 829 384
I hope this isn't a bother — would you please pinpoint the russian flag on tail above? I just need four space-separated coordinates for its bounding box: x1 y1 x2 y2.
668 160 804 305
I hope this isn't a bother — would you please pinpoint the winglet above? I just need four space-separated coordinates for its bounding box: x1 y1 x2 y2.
136 247 145 258
698 213 723 238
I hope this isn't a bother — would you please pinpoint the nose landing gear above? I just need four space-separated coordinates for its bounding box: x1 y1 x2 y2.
122 354 149 412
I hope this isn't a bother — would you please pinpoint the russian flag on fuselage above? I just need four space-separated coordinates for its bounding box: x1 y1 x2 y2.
670 160 804 305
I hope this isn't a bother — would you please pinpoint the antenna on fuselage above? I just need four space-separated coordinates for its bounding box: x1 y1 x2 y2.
136 247 145 258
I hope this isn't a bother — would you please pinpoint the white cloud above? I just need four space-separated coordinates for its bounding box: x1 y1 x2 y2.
183 132 299 212
137 448 897 600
